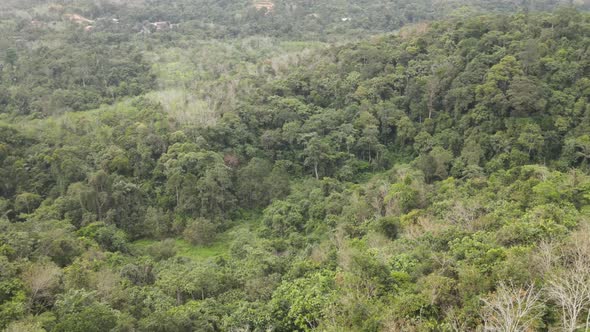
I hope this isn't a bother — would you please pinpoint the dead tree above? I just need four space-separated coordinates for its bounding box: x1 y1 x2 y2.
481 282 543 332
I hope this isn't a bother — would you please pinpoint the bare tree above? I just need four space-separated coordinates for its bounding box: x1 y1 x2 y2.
445 307 469 332
481 282 543 332
546 226 590 332
547 268 590 332
22 261 62 311
532 240 557 278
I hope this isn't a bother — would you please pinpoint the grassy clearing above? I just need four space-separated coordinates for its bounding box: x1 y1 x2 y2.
132 237 229 260
174 238 229 259
144 89 218 126
132 215 261 261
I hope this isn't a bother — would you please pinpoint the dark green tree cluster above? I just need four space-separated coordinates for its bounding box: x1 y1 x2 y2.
223 8 590 180
0 37 154 116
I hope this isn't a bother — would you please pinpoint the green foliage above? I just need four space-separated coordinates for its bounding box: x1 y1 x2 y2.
14 193 41 215
271 271 336 331
78 222 128 253
147 239 178 261
372 216 399 241
53 303 118 332
0 2 589 331
262 200 305 236
183 218 217 246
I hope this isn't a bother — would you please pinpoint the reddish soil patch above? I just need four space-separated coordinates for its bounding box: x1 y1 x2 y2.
398 22 430 39
254 1 274 12
64 14 94 25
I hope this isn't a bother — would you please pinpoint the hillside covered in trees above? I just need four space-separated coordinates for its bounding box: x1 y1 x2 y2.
1 0 590 331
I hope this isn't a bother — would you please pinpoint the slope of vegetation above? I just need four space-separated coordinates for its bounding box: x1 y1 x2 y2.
1 0 590 331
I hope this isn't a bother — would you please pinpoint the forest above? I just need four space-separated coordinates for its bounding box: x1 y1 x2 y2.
1 0 590 331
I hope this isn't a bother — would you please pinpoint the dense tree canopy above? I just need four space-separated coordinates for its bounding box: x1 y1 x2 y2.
0 0 590 331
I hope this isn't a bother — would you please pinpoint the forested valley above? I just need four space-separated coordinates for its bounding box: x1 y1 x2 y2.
1 0 590 331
